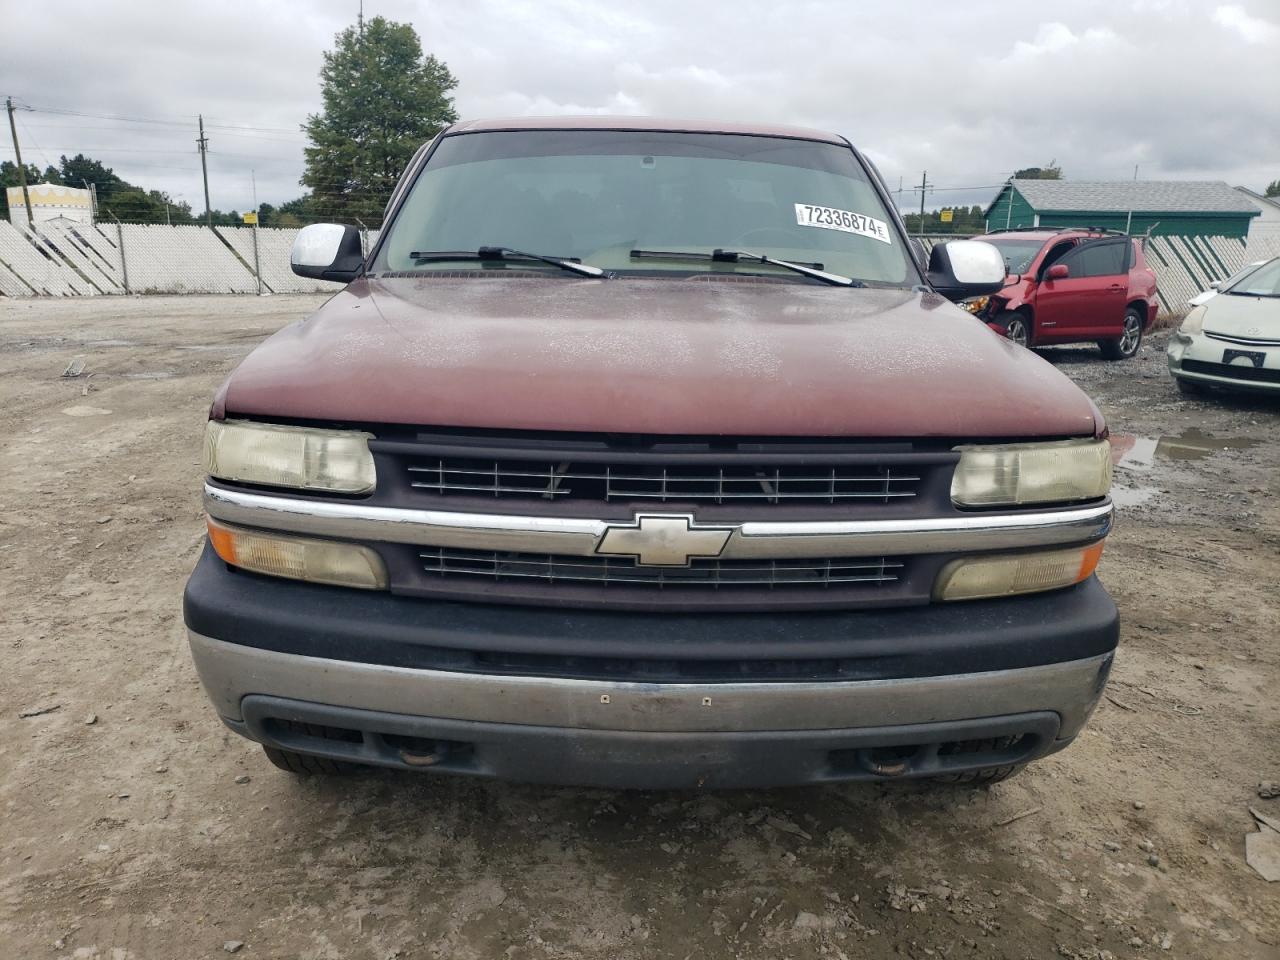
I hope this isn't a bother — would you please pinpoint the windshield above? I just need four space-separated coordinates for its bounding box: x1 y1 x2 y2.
983 239 1046 275
1224 258 1280 297
373 130 913 285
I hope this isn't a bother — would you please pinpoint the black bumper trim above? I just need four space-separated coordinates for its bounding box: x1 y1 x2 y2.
238 695 1065 789
183 543 1119 683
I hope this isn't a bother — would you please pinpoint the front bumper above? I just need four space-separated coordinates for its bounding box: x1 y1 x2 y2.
1168 333 1280 392
184 546 1118 788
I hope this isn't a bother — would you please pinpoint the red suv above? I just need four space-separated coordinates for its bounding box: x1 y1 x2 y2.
970 229 1158 359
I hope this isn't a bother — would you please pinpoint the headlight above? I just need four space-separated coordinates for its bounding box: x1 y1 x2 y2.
962 296 990 315
1178 305 1207 337
207 517 388 589
934 542 1105 601
204 419 375 494
951 439 1111 507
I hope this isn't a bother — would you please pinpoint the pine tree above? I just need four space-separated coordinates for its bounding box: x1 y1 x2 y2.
302 16 458 223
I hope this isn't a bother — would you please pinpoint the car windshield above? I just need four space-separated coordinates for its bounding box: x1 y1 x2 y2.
983 239 1046 275
373 130 914 286
1223 258 1280 297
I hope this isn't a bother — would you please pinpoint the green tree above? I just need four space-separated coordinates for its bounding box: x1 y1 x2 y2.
302 16 457 223
1266 179 1280 198
1 161 41 221
1013 162 1062 180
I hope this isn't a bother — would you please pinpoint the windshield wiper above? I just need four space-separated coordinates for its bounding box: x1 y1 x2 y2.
630 248 862 287
409 247 606 278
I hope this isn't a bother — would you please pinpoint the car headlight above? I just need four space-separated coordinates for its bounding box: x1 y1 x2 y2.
1178 305 1207 338
962 296 990 315
204 419 376 494
951 439 1112 507
934 542 1105 601
207 517 388 589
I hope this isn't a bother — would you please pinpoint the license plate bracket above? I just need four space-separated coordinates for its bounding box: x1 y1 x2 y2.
1223 348 1265 368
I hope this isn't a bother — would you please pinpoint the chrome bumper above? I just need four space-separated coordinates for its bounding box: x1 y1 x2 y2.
203 483 1113 560
189 630 1112 740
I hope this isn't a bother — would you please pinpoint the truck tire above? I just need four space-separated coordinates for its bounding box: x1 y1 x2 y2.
996 311 1030 348
261 720 359 775
262 746 356 775
1099 308 1144 360
932 736 1026 785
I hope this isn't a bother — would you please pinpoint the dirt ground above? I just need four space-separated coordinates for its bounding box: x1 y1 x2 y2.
1 294 1277 960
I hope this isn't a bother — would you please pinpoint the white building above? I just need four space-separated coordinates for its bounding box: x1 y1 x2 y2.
5 182 94 225
1235 186 1280 246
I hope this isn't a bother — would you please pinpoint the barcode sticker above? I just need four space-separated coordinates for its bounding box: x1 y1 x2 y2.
794 203 892 244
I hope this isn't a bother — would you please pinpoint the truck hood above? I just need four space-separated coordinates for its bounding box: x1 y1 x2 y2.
1202 293 1280 338
219 275 1101 439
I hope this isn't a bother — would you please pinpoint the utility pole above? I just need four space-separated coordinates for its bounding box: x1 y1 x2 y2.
912 170 932 238
81 179 98 222
6 97 34 227
251 169 263 296
197 114 212 227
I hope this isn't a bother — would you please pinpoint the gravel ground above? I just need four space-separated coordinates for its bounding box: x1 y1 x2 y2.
1 295 1277 960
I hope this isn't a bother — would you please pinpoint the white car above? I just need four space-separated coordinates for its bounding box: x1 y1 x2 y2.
1186 260 1268 308
1169 257 1280 395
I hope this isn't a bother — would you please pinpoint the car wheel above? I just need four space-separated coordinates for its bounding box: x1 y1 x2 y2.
261 719 359 775
262 745 356 775
997 311 1030 348
932 736 1026 785
1100 308 1144 360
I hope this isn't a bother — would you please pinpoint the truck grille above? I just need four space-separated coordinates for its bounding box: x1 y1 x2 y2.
405 458 920 504
419 547 903 590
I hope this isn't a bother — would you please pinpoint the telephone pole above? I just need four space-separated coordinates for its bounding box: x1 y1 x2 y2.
197 114 212 227
912 170 933 238
6 97 34 227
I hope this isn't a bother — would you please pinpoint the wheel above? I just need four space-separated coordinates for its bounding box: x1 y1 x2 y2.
932 737 1026 785
1175 377 1206 397
1100 308 1144 360
996 311 1030 348
261 720 359 775
262 746 356 775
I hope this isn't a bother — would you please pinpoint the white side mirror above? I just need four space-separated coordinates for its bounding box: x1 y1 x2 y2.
928 240 1007 301
291 223 364 282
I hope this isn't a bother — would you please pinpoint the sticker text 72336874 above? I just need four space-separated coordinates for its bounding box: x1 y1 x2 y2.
794 204 892 245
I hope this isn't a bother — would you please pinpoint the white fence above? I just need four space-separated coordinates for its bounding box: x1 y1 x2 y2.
3 221 1278 316
0 220 380 297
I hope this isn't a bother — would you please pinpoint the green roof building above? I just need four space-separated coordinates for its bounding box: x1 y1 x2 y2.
984 179 1260 239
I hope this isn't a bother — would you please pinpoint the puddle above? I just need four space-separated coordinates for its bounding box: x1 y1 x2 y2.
1112 428 1260 472
1111 485 1157 508
61 405 112 417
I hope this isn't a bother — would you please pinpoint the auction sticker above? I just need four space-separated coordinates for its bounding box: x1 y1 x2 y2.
794 203 892 244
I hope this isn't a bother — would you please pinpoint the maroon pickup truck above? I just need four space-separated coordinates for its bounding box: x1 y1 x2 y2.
184 117 1117 789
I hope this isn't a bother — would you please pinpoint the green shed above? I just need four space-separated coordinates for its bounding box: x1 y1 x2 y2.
984 179 1260 238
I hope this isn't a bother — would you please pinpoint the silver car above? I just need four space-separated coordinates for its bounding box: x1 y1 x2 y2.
1169 257 1280 395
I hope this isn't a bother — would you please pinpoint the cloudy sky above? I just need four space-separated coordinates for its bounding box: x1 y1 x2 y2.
3 0 1278 218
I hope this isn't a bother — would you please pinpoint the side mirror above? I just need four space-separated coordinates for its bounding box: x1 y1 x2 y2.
1046 263 1070 281
1208 280 1221 290
927 240 1007 301
291 223 364 282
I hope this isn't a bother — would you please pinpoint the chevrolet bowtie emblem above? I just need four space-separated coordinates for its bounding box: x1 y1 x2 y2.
595 514 734 567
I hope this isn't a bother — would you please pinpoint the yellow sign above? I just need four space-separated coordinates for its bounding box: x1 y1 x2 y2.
940 209 953 223
242 212 258 225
